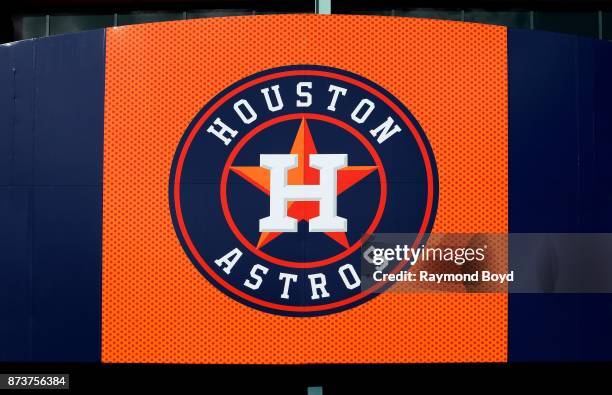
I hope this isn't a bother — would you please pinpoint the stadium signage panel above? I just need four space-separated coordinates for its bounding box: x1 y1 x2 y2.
3 14 611 363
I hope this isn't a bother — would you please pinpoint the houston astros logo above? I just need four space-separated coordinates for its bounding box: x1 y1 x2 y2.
170 65 438 316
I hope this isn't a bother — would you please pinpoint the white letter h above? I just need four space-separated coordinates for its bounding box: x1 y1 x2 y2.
259 154 347 233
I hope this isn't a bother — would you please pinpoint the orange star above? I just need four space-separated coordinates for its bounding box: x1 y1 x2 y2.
230 118 377 249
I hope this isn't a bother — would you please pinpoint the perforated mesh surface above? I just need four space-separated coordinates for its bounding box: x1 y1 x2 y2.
102 15 508 363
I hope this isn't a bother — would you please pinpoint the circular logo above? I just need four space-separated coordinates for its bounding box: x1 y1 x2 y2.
170 65 438 316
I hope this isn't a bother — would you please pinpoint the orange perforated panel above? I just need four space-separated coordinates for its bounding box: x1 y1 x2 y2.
102 15 507 363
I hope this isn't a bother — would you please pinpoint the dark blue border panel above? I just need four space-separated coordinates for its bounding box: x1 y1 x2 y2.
0 43 12 186
509 29 612 361
0 30 105 362
34 31 105 186
508 30 580 233
0 188 32 361
31 187 103 361
0 39 36 362
589 40 612 231
0 40 36 187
